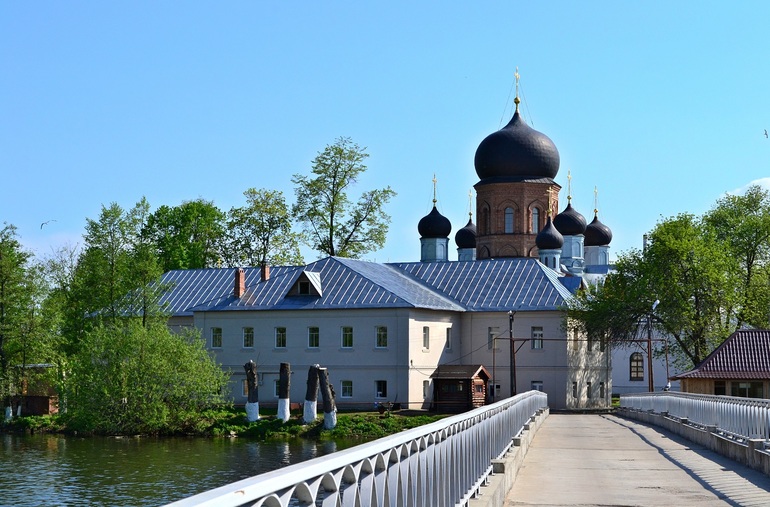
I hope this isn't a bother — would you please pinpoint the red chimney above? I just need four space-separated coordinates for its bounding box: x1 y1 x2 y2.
261 263 270 282
234 268 246 298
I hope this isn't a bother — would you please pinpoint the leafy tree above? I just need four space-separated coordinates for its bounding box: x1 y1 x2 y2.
144 199 226 271
702 185 770 329
293 137 396 258
568 213 737 370
221 188 303 267
65 321 228 434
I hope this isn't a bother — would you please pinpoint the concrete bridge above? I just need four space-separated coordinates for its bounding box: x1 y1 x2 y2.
167 392 770 507
504 413 770 506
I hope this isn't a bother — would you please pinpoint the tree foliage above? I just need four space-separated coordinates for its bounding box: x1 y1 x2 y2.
221 188 303 267
293 137 395 258
144 199 225 271
65 321 228 434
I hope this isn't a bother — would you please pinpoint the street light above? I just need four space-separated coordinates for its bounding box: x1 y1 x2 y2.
647 299 659 392
509 310 516 397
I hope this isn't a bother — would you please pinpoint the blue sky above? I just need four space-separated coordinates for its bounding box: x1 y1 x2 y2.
2 2 769 264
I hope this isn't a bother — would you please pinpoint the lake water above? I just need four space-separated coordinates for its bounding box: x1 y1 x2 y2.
0 432 355 506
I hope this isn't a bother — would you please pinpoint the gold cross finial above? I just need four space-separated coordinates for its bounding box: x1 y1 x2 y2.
567 170 573 203
514 67 521 111
593 186 599 216
545 187 557 217
467 189 473 219
432 173 437 205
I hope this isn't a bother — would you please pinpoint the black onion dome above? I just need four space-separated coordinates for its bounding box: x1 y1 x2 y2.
553 203 587 236
454 218 477 249
474 110 560 182
585 215 613 246
418 206 452 238
536 217 564 250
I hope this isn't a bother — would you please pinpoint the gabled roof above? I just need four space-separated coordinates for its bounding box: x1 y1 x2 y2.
673 329 770 380
391 258 573 311
157 257 573 315
431 364 491 380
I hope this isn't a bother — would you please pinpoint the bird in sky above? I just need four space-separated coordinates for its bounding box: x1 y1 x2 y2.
40 220 57 229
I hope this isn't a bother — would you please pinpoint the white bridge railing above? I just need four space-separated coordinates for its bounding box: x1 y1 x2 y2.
166 391 548 507
621 392 770 442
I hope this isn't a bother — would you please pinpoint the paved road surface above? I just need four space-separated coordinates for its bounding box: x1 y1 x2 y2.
506 413 770 507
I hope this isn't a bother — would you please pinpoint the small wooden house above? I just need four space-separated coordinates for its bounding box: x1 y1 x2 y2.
671 329 770 398
430 365 490 413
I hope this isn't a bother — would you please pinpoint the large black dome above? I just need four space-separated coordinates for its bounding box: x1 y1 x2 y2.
474 110 560 182
585 215 613 246
418 206 452 239
536 217 564 250
554 203 587 236
455 218 477 249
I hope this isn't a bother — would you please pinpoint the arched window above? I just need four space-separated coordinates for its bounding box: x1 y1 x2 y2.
630 352 644 381
481 208 490 235
504 207 514 233
531 208 540 233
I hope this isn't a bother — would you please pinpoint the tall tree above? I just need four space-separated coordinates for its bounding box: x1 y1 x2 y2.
702 184 770 329
292 137 395 258
144 199 226 271
221 188 303 267
568 213 737 370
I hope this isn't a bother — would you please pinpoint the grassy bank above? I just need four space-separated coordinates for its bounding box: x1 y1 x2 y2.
1 407 449 441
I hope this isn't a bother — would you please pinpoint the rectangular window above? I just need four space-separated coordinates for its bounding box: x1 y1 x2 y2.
531 381 544 392
587 382 592 398
731 381 764 398
587 334 594 352
341 380 353 398
243 327 254 348
308 327 320 348
242 379 248 397
714 380 726 396
422 326 430 349
572 381 578 398
298 280 310 295
341 326 353 348
488 327 499 350
274 380 280 398
211 327 222 348
445 328 452 350
275 327 287 348
376 326 388 348
375 380 388 399
600 382 606 399
489 382 501 398
572 329 580 351
531 326 544 349
423 380 430 399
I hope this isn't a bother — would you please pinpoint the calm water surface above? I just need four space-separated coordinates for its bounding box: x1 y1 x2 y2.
0 433 356 507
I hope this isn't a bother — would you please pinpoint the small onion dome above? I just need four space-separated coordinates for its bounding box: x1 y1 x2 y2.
455 218 477 249
418 206 452 238
474 110 560 182
585 215 613 246
536 216 564 250
553 203 587 236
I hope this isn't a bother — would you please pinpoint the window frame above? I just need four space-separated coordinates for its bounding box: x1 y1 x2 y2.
341 326 353 349
531 207 540 233
243 327 254 348
341 380 353 398
445 327 452 350
308 326 320 348
504 207 514 234
629 352 644 381
375 326 388 348
275 327 287 349
211 327 222 349
487 326 499 350
375 380 388 399
531 326 544 350
422 326 430 349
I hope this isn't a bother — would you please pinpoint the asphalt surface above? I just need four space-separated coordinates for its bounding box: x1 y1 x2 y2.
506 413 770 507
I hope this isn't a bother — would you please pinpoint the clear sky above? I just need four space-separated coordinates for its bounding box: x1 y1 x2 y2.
2 2 769 265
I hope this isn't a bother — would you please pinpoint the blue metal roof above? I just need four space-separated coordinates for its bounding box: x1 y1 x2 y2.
158 257 573 316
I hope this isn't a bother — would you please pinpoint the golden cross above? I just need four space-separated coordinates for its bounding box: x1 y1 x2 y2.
514 67 521 111
432 173 437 204
567 170 573 203
467 189 473 218
594 186 599 216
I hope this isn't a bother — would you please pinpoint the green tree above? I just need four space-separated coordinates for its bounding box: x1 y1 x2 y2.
703 185 770 328
144 199 226 271
568 213 736 370
293 137 395 258
65 321 228 434
221 188 303 267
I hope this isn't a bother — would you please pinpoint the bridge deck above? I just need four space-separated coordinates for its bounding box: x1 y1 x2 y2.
506 413 770 507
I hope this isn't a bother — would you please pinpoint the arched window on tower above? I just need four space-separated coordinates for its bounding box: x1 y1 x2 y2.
504 207 514 234
481 207 490 235
531 208 540 234
630 352 644 381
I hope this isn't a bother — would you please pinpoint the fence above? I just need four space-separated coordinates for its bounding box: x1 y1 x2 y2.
620 392 770 442
165 390 548 507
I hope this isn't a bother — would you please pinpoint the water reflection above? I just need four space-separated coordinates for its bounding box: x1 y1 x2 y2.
0 433 357 506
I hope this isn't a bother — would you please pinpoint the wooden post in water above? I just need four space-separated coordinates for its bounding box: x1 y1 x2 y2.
303 364 320 424
318 367 337 429
277 362 291 422
244 360 259 422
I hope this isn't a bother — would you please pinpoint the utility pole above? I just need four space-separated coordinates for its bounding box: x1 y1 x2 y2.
509 311 516 396
647 300 660 392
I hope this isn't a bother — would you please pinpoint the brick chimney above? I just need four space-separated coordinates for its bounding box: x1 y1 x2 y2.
260 263 270 282
234 268 246 298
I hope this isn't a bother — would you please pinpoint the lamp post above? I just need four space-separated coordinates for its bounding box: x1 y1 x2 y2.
647 300 659 392
509 310 516 397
